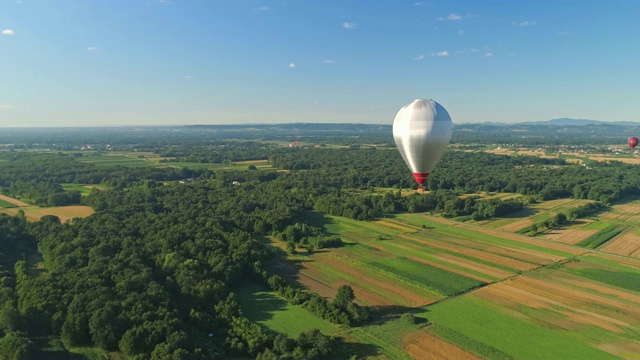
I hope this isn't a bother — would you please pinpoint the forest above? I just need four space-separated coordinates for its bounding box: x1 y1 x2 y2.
0 125 640 359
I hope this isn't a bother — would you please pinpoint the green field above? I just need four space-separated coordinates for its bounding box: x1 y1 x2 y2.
345 317 422 360
236 281 339 337
419 296 620 360
0 199 17 208
583 221 613 230
78 155 155 167
61 184 107 196
567 255 640 292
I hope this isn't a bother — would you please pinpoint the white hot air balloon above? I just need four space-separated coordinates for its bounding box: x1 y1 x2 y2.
393 98 452 191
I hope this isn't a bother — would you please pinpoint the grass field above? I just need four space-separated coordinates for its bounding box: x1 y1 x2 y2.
78 154 155 167
0 198 17 208
235 281 339 337
418 295 621 360
61 184 107 196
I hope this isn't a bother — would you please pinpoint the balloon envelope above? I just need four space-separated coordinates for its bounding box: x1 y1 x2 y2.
629 137 638 149
393 99 452 187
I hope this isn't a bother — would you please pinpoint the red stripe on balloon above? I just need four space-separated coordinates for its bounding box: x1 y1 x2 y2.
412 172 430 185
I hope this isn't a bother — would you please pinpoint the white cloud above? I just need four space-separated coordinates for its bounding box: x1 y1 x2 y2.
458 29 465 35
158 0 170 3
254 6 271 11
512 20 537 27
434 51 449 57
435 13 476 21
323 59 335 63
86 46 98 51
469 48 479 53
342 22 357 29
2 29 15 35
484 52 493 57
288 63 295 68
184 75 193 79
413 54 425 60
0 105 14 109
15 1 22 3
557 31 570 36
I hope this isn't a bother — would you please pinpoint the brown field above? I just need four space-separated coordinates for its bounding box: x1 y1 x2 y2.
544 228 598 245
405 254 496 283
422 215 585 257
0 194 29 207
399 233 537 273
0 206 94 222
499 218 534 232
587 156 640 164
600 228 640 258
372 220 420 233
403 328 482 360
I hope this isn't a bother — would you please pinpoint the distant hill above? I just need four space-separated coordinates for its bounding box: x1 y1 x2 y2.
524 118 639 126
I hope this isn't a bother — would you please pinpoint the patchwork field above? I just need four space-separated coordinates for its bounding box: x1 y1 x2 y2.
480 198 596 234
267 211 584 311
414 254 640 360
75 152 277 171
486 146 640 165
260 203 640 359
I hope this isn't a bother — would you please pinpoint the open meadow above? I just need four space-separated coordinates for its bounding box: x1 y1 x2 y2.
236 281 340 337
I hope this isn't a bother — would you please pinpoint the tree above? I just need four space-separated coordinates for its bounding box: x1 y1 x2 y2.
0 331 34 360
0 301 20 333
333 285 355 310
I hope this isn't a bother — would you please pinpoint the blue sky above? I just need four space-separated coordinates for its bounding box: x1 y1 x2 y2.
1 0 640 126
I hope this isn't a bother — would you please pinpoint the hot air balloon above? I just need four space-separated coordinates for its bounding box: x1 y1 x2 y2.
393 99 452 191
629 137 638 149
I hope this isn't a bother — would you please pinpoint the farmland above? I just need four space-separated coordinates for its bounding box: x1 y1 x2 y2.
74 151 277 171
266 211 584 311
264 205 640 359
0 205 94 222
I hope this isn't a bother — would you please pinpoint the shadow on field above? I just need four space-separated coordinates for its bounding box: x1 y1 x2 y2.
265 257 320 292
501 206 537 218
371 305 430 324
331 338 383 360
303 211 340 236
32 337 87 360
246 292 289 323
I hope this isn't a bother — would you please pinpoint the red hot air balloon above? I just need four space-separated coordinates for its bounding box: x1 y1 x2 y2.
629 137 638 149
